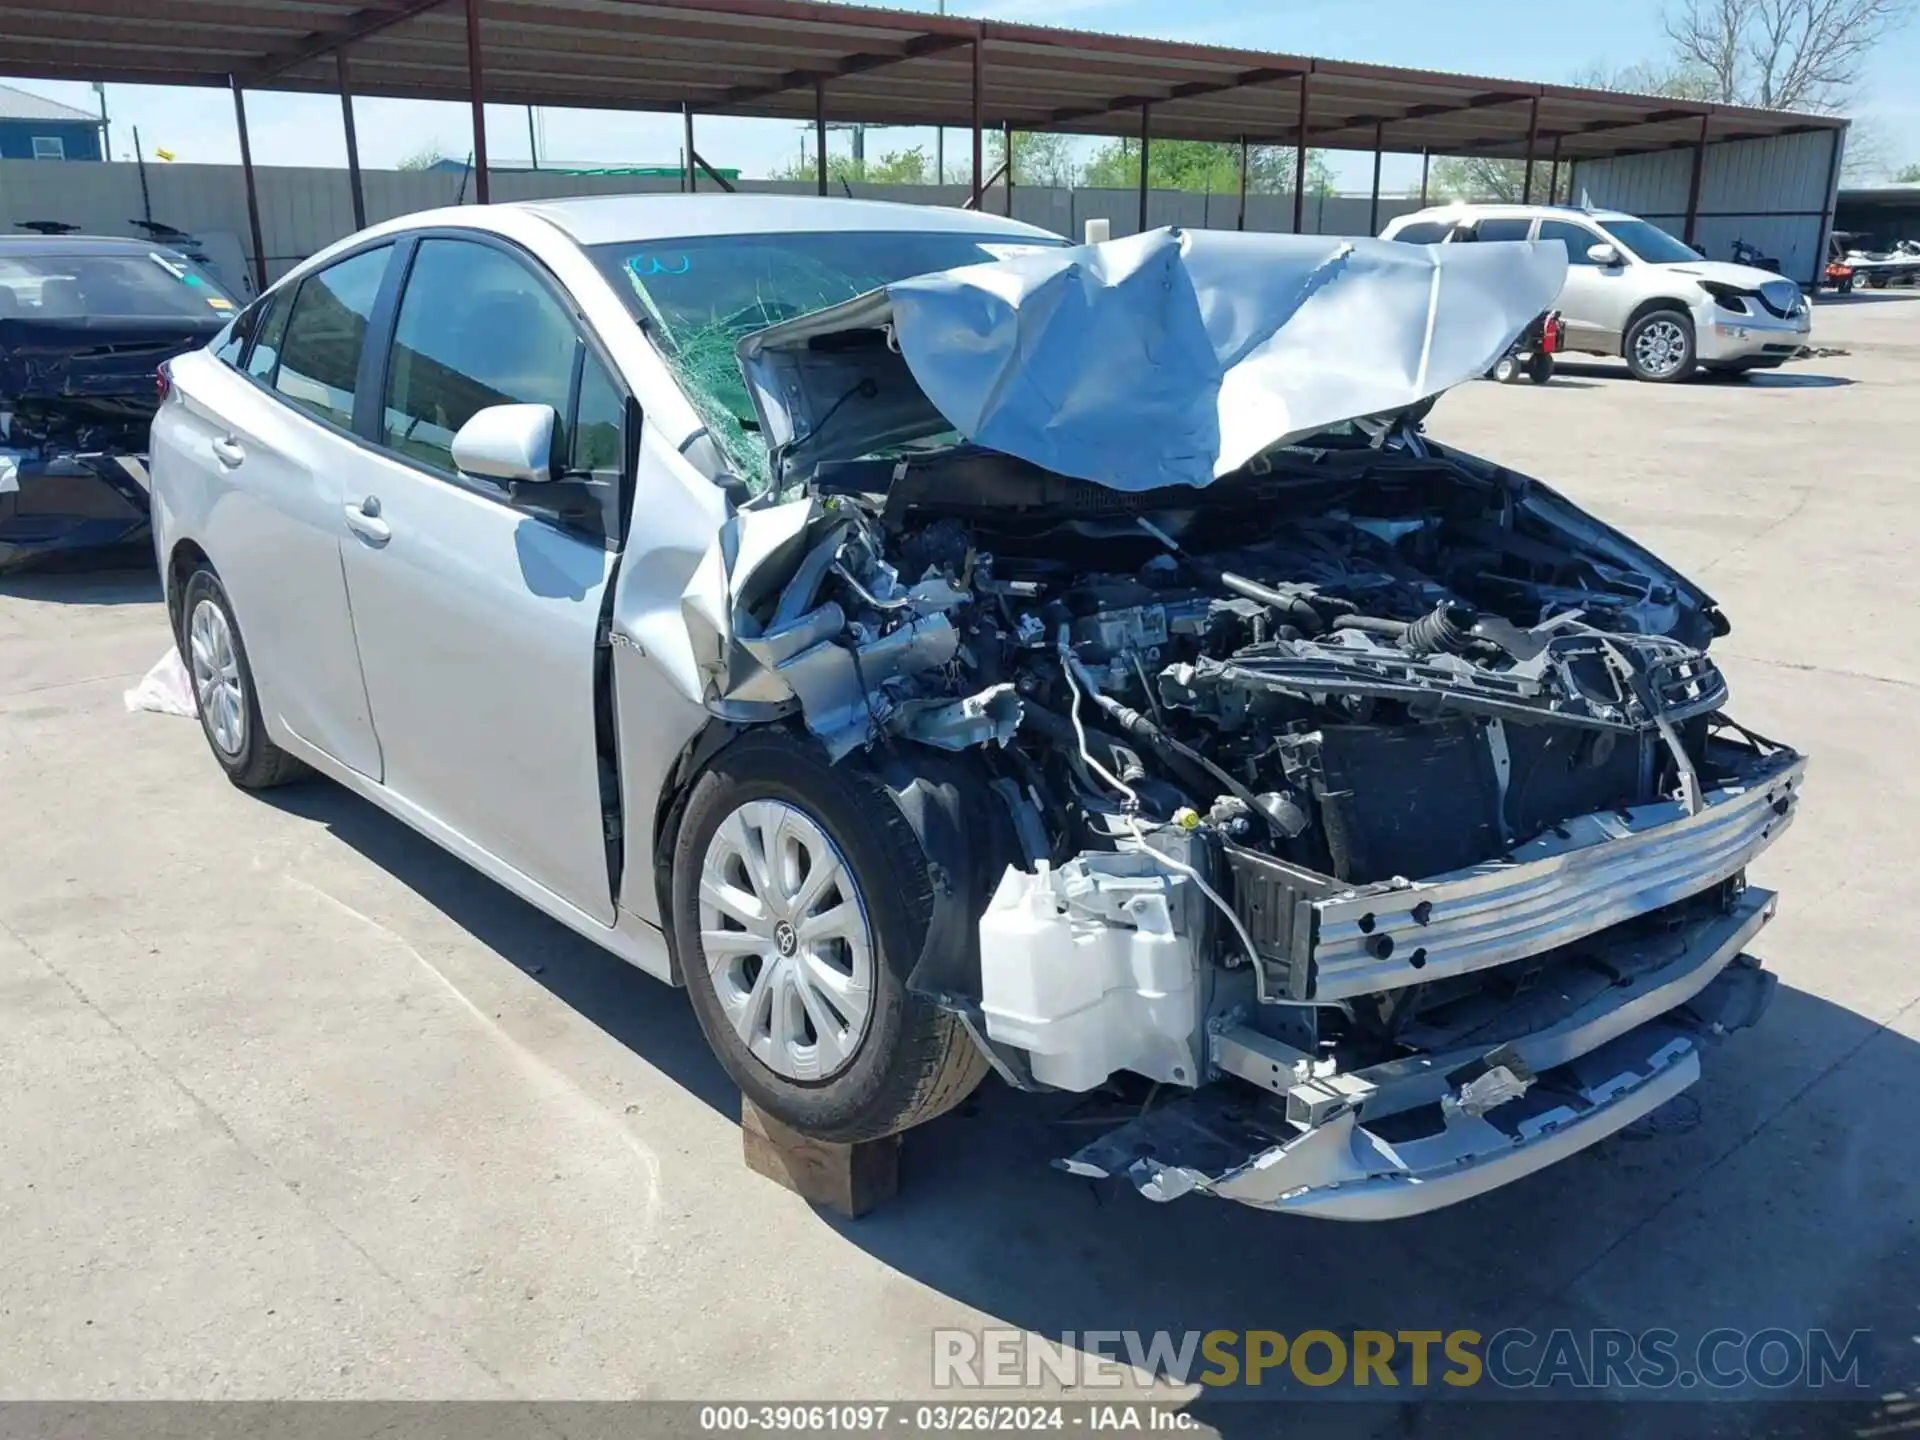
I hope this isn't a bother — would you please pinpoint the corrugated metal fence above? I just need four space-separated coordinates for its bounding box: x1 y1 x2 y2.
0 159 1424 295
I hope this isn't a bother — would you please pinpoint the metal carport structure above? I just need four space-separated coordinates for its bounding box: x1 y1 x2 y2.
0 0 1848 290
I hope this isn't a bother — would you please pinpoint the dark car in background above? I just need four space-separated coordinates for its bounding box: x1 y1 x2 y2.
0 236 236 569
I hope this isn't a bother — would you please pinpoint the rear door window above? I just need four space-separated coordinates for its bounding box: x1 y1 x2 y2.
1472 217 1535 242
245 292 291 380
380 238 580 476
270 245 392 429
1390 221 1449 244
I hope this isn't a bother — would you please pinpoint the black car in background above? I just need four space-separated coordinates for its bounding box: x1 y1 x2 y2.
1 236 235 569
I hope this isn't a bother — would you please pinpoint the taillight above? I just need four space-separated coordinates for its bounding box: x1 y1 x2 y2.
156 360 172 403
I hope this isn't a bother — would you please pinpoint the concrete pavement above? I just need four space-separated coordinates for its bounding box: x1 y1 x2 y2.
2 292 1915 1428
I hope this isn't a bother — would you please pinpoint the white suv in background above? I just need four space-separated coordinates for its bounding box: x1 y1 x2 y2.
1381 203 1812 382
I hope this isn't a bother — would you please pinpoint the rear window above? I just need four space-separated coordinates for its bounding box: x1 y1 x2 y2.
0 251 236 321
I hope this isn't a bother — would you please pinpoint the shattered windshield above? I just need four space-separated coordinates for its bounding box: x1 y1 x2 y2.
590 230 1062 491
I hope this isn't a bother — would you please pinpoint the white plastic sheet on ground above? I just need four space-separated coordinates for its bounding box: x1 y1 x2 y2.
741 227 1568 493
123 646 197 718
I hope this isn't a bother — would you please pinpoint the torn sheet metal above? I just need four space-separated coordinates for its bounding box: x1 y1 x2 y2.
886 683 1022 750
677 497 968 758
739 227 1567 492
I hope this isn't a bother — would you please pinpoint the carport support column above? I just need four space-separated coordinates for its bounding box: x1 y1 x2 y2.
229 77 268 296
814 80 827 196
1683 112 1710 246
1137 102 1150 232
336 49 366 231
1291 70 1310 234
1419 147 1429 205
970 34 984 206
465 0 489 203
1815 123 1847 288
1368 121 1383 234
1521 96 1539 204
1003 120 1013 217
1549 132 1563 205
683 103 696 193
1236 135 1248 231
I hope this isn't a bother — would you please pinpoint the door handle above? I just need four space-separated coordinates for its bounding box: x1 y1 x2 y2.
343 495 391 545
211 436 246 468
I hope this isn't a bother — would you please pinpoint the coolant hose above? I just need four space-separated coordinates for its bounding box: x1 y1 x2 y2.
1220 571 1335 633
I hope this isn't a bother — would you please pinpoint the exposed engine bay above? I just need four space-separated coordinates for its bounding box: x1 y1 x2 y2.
660 230 1805 1217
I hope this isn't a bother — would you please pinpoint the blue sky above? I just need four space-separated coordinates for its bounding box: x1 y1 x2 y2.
6 0 1916 188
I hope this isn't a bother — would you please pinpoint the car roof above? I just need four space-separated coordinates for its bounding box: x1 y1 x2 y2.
0 234 191 258
1389 203 1634 226
512 193 1064 246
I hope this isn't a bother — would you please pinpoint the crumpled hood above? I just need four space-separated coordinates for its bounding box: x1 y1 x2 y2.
738 226 1566 492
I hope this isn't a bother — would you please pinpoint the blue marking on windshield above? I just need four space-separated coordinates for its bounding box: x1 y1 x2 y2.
628 254 691 278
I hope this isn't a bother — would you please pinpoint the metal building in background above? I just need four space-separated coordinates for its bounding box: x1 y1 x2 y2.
1572 129 1845 286
0 0 1848 289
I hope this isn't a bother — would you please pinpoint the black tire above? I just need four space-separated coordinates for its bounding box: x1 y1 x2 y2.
1526 350 1555 385
671 730 990 1143
1868 272 1888 289
180 566 309 790
1623 308 1697 383
1838 276 1855 295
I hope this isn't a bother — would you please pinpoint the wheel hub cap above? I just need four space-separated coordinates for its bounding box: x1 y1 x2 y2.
1635 319 1686 376
187 598 245 757
697 799 875 1081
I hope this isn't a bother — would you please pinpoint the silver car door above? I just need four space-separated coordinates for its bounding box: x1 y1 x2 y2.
337 234 619 925
157 249 393 779
1538 218 1627 351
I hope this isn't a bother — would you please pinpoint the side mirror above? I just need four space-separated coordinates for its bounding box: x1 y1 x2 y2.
1587 242 1622 267
450 403 556 484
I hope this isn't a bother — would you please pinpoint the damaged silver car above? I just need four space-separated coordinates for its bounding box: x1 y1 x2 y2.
150 197 1803 1219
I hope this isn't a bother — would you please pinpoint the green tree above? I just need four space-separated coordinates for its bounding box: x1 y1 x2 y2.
1895 162 1920 182
1430 156 1564 204
986 130 1080 188
769 145 931 185
396 143 447 172
866 148 931 184
769 151 863 184
1080 138 1332 195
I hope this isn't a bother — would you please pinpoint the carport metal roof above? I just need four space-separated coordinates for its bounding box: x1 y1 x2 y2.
0 0 1840 159
0 0 1848 292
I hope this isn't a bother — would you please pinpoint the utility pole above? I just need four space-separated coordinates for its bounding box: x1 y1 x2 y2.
92 81 110 161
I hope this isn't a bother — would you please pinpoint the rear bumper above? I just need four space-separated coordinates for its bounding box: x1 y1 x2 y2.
1061 886 1779 1219
0 451 152 567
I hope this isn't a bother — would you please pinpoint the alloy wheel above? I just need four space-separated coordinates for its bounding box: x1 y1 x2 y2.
1633 318 1689 378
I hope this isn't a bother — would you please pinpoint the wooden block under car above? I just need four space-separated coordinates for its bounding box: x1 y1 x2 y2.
741 1097 900 1217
